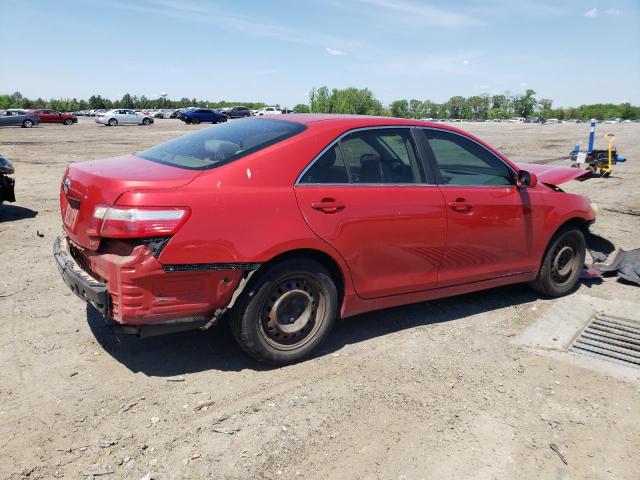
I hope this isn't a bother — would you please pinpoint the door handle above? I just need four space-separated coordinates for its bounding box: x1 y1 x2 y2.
311 199 345 214
448 198 472 212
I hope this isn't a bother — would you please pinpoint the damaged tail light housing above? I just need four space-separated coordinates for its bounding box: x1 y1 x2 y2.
91 206 190 238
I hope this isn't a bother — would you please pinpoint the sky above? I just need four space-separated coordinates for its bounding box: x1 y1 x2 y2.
1 0 639 107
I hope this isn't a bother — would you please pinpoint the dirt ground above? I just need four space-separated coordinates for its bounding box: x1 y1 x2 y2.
1 118 639 480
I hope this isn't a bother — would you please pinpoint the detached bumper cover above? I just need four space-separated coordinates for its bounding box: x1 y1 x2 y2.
53 236 109 316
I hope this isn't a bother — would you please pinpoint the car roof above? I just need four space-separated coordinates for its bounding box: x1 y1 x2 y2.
264 114 463 133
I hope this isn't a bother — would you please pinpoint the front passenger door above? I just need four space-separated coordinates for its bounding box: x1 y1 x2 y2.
417 128 543 287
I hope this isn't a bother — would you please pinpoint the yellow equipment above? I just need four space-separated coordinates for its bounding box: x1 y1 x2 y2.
602 133 615 177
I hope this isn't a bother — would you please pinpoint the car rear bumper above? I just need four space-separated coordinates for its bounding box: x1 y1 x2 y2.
53 236 246 326
53 236 110 316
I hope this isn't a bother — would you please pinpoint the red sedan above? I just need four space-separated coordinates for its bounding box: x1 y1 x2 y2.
32 109 77 125
54 115 596 364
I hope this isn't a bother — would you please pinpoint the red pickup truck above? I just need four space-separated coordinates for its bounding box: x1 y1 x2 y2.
31 109 77 125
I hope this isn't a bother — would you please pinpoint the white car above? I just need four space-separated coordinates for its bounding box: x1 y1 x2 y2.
95 109 154 126
255 106 282 116
546 118 560 124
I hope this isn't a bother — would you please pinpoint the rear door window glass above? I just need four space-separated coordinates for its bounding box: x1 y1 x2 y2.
300 145 349 184
339 129 421 184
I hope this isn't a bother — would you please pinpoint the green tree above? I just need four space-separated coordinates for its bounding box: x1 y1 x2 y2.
512 89 537 118
390 99 409 118
293 103 310 113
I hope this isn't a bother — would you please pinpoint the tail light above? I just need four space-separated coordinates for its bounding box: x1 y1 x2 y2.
90 206 190 238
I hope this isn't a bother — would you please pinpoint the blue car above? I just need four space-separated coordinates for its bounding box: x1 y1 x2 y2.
181 108 227 125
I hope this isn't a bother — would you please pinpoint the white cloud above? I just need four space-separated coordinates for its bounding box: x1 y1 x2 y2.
356 0 482 26
463 59 470 65
585 8 598 18
604 8 621 16
326 47 345 56
520 82 528 87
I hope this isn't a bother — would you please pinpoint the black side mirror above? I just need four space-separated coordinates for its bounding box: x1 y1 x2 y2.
517 170 537 188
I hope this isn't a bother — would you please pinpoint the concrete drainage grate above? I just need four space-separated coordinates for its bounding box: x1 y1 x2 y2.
569 314 640 368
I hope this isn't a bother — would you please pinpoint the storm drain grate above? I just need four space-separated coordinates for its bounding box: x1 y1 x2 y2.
569 314 640 368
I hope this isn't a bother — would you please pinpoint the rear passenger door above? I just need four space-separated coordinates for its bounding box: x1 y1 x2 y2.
294 127 447 299
416 128 543 286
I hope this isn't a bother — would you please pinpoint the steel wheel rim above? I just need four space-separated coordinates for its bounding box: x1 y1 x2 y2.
259 275 326 351
25 120 32 127
550 239 579 287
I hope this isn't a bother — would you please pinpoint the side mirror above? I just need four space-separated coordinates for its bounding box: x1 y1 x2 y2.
516 170 537 188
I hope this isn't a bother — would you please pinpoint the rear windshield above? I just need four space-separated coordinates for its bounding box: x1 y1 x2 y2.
138 118 306 170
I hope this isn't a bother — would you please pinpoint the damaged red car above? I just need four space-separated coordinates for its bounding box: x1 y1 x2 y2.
54 115 596 364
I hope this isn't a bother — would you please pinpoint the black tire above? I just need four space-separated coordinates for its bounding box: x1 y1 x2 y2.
191 117 200 124
22 119 34 128
142 118 151 126
108 118 118 126
529 227 586 297
63 118 73 125
230 258 338 365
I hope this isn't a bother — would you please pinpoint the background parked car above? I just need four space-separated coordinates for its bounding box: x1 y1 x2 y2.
255 106 282 116
224 106 252 119
181 108 227 124
0 109 40 128
95 109 154 126
31 109 77 125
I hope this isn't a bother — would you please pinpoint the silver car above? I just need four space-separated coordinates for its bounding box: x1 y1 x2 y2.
95 109 154 126
0 109 40 128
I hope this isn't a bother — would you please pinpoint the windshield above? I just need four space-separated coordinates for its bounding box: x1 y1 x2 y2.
138 118 306 170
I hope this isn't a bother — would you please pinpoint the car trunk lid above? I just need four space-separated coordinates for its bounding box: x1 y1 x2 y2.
60 154 201 250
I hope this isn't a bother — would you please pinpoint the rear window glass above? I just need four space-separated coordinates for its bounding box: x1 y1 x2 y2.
138 118 306 170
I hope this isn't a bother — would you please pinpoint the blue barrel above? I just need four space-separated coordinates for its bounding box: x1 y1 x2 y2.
587 119 596 153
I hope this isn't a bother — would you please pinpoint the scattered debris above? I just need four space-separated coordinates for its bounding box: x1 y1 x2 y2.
36 230 44 237
213 414 230 425
150 416 160 425
166 376 185 382
81 468 114 477
194 400 216 411
213 426 241 435
549 443 568 465
592 249 640 286
69 371 79 377
120 401 138 413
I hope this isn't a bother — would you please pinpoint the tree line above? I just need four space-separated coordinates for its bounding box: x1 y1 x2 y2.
0 91 268 112
1 89 638 121
298 86 639 120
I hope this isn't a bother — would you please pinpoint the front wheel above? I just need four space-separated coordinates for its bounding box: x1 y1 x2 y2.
191 117 200 124
22 119 34 128
142 118 151 125
530 227 585 297
230 259 338 365
108 118 118 126
63 118 73 125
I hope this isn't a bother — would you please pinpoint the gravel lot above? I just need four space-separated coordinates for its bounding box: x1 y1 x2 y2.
1 118 639 479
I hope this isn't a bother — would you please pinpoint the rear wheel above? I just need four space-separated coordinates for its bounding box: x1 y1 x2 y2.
63 118 73 125
108 118 118 126
22 119 34 128
191 117 200 124
230 259 338 365
530 227 585 297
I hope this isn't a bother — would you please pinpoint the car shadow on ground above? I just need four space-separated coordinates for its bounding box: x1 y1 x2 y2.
87 283 541 377
0 205 38 222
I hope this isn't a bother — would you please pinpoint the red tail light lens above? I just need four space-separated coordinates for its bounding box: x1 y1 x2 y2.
92 206 190 238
